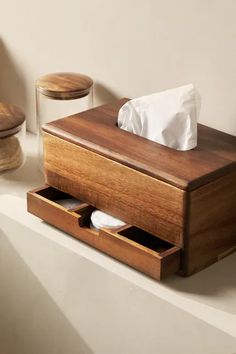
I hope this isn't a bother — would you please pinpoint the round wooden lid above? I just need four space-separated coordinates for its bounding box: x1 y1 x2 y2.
36 72 93 100
0 103 25 138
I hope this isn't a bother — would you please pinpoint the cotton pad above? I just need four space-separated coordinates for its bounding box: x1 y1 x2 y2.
90 210 126 230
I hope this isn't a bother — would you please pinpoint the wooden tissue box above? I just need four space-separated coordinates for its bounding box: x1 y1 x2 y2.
27 99 236 280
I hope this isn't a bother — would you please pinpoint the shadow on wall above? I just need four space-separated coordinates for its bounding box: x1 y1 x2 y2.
93 82 120 106
0 38 27 112
0 228 93 354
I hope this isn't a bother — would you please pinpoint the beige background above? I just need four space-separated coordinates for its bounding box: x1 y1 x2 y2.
0 0 235 135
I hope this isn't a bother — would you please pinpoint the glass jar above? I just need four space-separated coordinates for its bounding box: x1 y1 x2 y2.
0 103 25 175
36 72 93 168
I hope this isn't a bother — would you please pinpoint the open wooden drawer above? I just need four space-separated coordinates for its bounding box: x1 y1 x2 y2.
27 185 181 280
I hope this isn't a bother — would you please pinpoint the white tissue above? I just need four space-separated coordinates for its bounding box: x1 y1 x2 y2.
90 210 126 230
118 84 201 151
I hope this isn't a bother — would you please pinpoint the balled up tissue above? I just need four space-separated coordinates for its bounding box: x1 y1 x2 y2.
117 84 201 151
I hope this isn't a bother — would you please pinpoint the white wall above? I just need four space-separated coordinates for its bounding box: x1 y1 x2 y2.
0 0 235 135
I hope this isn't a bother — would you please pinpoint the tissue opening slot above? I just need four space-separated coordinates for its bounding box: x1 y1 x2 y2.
118 227 173 254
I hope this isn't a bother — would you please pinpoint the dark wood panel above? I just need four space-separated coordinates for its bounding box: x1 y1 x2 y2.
43 98 236 191
183 171 236 275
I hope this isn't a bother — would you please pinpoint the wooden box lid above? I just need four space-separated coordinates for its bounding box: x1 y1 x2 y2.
43 98 236 191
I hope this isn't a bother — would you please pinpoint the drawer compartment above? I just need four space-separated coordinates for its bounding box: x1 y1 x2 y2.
27 185 181 280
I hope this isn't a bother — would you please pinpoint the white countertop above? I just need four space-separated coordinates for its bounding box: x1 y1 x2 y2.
0 133 235 354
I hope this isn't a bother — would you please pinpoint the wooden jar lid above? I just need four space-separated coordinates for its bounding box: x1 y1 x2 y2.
0 103 25 138
36 72 93 100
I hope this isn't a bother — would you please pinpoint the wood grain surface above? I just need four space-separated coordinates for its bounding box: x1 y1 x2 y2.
0 102 25 136
182 170 236 275
99 228 180 280
27 186 84 231
36 72 93 100
43 98 236 191
43 132 185 247
27 185 180 280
